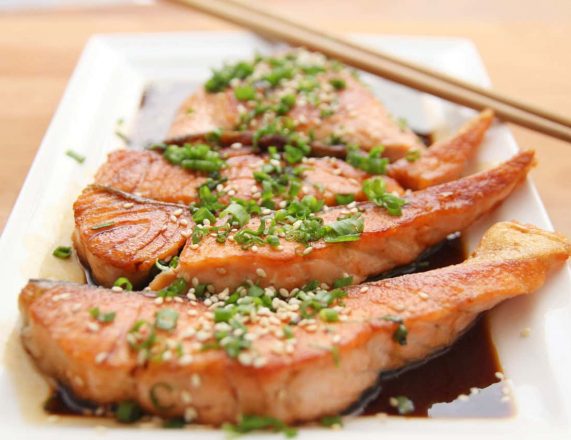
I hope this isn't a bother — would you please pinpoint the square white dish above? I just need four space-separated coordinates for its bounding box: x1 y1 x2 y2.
0 32 569 439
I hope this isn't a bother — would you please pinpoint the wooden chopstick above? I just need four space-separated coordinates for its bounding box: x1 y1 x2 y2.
171 0 571 143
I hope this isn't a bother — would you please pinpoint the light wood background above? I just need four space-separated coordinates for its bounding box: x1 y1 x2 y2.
1 0 570 235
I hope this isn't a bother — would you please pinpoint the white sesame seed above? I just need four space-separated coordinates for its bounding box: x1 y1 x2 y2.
173 208 183 216
170 215 178 223
360 286 369 293
190 244 199 250
181 229 192 238
95 352 107 364
71 303 82 312
191 374 202 388
458 394 469 401
179 218 189 226
253 356 267 368
192 277 199 287
216 267 227 275
184 407 198 423
495 372 505 380
52 293 71 302
251 245 259 252
181 390 192 404
470 387 480 395
86 322 100 332
238 352 253 366
418 292 430 300
154 297 164 305
256 268 267 278
389 397 398 407
111 286 123 292
160 224 167 231
303 246 313 255
179 354 194 366
230 142 243 149
123 202 134 209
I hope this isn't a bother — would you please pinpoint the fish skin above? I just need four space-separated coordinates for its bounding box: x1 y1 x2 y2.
93 149 403 206
151 151 535 292
166 72 424 162
389 109 495 189
72 185 191 288
19 221 570 424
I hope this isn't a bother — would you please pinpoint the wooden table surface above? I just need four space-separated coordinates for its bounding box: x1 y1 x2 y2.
1 0 570 235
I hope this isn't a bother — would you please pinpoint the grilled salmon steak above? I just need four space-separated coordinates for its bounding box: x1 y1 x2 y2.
73 185 192 288
94 149 402 206
388 109 494 189
19 221 570 424
151 151 534 292
166 49 425 161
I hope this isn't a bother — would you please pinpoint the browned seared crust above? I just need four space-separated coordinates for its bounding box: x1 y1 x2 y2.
389 109 495 190
167 73 424 162
151 151 535 292
72 185 192 288
19 221 570 424
93 150 403 206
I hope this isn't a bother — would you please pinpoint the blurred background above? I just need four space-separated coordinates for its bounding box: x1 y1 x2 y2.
0 0 570 235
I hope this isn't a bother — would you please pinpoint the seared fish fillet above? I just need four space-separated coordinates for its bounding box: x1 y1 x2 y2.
94 150 402 206
19 221 570 424
167 50 424 162
389 109 494 189
152 151 534 292
73 185 192 288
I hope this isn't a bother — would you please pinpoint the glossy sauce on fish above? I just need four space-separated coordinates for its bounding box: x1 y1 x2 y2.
44 234 511 420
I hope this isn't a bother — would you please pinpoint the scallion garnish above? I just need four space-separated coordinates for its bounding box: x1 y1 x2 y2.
91 221 115 230
405 149 421 162
115 400 142 423
65 149 85 164
335 194 355 205
223 414 298 438
363 177 406 216
163 143 225 173
329 77 346 90
347 145 388 175
157 278 187 299
155 308 179 331
89 307 116 323
113 277 133 291
382 315 408 345
52 246 72 259
320 415 343 428
390 395 415 415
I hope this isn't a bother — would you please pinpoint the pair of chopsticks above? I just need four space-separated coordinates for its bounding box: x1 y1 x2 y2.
171 0 571 143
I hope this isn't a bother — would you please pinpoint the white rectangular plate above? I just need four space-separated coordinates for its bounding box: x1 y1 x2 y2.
0 32 569 439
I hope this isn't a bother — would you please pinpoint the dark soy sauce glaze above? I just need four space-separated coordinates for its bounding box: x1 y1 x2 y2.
52 84 509 421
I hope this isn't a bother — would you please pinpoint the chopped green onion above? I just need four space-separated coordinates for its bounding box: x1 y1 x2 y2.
52 246 72 259
157 278 187 299
155 308 179 331
65 149 85 164
221 202 250 227
223 414 297 438
205 61 254 93
115 400 142 423
234 85 256 101
282 325 294 339
320 415 343 427
113 277 133 291
324 215 364 243
347 146 388 175
214 307 235 323
333 276 353 288
163 144 225 173
192 207 216 224
319 308 339 322
406 149 421 162
329 77 346 90
363 177 406 216
335 194 355 205
382 315 408 345
91 221 115 230
89 307 116 323
391 395 415 415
